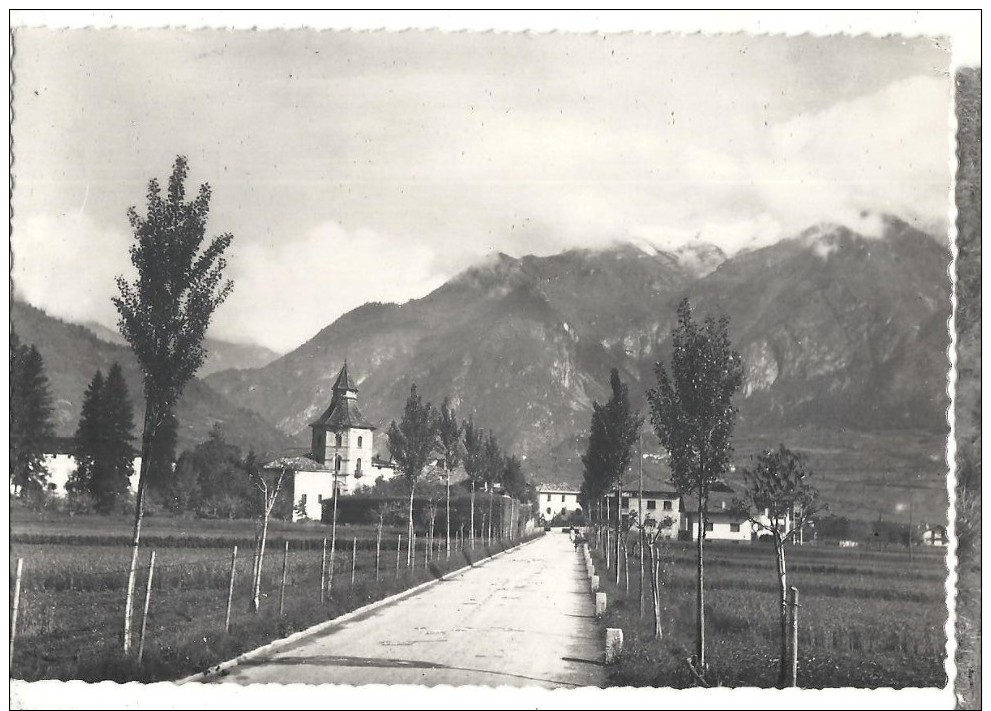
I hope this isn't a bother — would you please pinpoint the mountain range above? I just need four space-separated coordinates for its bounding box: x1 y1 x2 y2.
10 301 294 455
14 214 952 524
83 321 280 376
202 214 951 523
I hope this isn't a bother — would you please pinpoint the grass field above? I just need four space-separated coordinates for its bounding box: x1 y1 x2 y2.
9 508 537 682
588 534 948 688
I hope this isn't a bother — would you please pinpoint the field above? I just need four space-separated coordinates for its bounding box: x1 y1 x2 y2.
9 508 535 682
588 534 949 688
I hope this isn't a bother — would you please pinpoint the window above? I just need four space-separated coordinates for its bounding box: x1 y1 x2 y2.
546 507 552 515
318 494 323 503
356 458 362 473
705 521 714 532
561 495 565 502
335 433 342 447
663 500 672 511
300 494 307 506
730 523 741 532
546 494 552 502
646 500 657 510
357 436 363 447
621 497 630 509
335 455 342 472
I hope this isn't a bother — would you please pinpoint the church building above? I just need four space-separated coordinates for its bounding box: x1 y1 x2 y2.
290 362 378 521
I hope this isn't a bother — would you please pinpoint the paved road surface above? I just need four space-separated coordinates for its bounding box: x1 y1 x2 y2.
207 532 604 688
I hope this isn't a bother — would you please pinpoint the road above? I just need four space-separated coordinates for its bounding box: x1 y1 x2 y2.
206 532 604 688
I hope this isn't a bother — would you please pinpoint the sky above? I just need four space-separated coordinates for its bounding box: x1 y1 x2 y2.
10 25 954 353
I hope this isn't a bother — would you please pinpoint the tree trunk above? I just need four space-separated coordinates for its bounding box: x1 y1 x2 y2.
446 469 451 558
487 486 493 545
696 484 706 669
375 522 382 582
638 527 645 617
329 479 339 589
252 512 269 612
122 406 158 653
470 480 476 550
614 487 621 584
652 542 663 639
407 487 415 565
623 535 629 594
775 532 789 688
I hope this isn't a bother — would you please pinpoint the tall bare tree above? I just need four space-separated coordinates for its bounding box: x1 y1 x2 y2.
437 397 464 558
647 297 743 676
247 453 293 612
113 156 234 652
387 385 439 564
734 445 823 687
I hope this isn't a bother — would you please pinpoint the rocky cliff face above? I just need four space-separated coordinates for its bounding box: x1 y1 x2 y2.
204 216 950 509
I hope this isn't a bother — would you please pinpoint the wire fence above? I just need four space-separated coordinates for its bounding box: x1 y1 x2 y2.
9 523 538 681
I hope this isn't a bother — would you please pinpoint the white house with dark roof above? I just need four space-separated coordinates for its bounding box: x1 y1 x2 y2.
283 362 380 521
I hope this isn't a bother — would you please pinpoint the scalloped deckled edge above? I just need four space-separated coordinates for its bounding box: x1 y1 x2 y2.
8 15 973 710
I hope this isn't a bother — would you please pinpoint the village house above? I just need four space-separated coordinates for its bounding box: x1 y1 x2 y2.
617 489 681 539
282 362 391 521
537 487 582 522
680 481 795 543
922 524 948 547
20 436 142 497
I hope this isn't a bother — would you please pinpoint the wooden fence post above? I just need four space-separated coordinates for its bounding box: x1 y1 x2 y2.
789 586 799 687
320 538 327 604
351 537 357 585
279 541 289 617
225 545 238 633
137 551 156 665
10 558 23 664
396 534 402 577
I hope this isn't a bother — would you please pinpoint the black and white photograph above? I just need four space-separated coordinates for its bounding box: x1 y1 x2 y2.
7 11 980 710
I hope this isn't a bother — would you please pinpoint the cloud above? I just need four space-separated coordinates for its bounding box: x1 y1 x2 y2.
212 221 448 351
11 213 133 328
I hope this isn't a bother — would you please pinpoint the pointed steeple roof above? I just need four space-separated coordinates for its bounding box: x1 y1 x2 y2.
309 361 376 431
333 361 358 393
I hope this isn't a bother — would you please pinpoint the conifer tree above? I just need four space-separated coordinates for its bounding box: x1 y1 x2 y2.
93 363 136 512
10 333 55 496
67 370 106 500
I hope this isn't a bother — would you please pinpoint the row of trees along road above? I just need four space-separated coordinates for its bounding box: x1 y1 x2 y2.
582 297 824 687
9 328 56 497
386 387 534 565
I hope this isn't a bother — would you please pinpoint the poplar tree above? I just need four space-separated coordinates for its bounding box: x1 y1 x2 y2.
387 384 439 564
113 155 234 652
648 297 744 676
437 397 464 557
461 417 485 548
581 368 642 580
